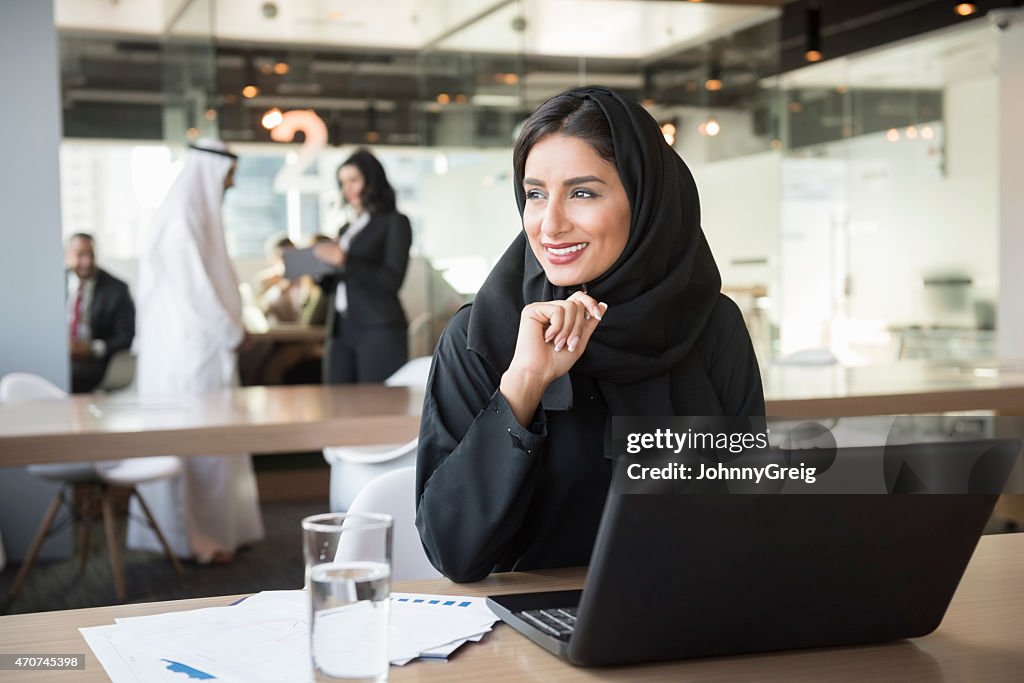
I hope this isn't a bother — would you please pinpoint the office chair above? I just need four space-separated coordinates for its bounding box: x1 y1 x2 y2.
323 356 431 511
0 372 184 601
342 466 441 581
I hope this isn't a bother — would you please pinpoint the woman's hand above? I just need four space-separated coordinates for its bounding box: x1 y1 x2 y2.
500 291 608 427
313 242 347 267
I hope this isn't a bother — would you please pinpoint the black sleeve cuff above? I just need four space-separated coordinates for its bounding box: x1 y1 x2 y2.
487 389 546 454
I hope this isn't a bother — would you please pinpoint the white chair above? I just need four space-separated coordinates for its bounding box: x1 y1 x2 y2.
97 349 136 393
382 355 432 389
323 356 432 512
0 372 183 601
344 466 440 581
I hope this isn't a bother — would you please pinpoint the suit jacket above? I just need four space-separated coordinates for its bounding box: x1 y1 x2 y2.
322 211 412 332
69 268 136 359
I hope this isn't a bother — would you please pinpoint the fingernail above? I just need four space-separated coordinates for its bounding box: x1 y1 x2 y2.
592 306 603 320
554 338 564 352
568 335 580 352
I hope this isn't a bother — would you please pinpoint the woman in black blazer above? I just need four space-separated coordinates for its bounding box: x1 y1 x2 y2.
313 150 412 383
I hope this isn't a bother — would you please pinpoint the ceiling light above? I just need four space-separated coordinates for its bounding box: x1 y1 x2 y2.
886 128 900 142
186 127 199 140
242 85 260 98
954 3 977 16
805 2 823 63
454 94 468 104
660 120 677 146
261 107 283 130
436 93 450 105
699 117 720 137
273 62 290 75
705 62 723 92
921 125 935 140
204 108 217 121
906 125 918 139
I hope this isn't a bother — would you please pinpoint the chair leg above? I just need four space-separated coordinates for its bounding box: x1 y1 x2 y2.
8 490 65 599
132 489 185 577
77 519 92 574
100 486 127 601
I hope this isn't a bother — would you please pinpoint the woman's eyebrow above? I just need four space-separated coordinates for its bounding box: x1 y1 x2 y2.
522 175 607 187
563 175 606 186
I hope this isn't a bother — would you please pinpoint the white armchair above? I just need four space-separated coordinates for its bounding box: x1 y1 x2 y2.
323 356 432 512
1 372 183 602
343 466 440 581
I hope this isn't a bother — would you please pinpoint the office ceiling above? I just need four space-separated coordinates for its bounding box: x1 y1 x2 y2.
774 22 997 90
56 0 780 59
54 1 1007 144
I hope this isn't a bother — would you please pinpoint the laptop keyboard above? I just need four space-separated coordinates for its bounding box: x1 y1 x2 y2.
518 607 578 641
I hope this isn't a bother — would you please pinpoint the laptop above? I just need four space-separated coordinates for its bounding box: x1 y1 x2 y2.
487 439 1021 666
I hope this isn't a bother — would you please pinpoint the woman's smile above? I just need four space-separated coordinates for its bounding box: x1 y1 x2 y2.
543 241 590 264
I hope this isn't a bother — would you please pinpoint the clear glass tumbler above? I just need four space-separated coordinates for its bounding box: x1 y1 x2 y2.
302 512 393 683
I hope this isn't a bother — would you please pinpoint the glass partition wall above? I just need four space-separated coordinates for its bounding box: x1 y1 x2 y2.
55 1 1002 368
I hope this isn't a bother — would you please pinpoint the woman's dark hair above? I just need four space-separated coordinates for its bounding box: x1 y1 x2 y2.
512 95 616 191
337 149 397 215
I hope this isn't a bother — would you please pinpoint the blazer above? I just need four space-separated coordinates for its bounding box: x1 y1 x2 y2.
68 268 135 359
322 211 412 332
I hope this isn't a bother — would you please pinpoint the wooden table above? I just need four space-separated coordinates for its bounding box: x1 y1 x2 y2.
0 385 422 467
246 324 326 344
765 359 1024 417
0 533 1021 681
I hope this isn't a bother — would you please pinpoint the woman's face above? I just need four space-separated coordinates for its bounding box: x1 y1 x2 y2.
522 134 630 287
338 164 365 212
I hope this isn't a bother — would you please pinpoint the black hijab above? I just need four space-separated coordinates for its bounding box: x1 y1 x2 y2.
467 86 722 423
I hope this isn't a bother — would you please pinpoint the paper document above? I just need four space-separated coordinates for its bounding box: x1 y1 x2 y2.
81 590 500 682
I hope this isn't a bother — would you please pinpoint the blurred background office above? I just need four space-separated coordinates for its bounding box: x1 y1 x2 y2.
1 0 1023 611
13 0 1019 372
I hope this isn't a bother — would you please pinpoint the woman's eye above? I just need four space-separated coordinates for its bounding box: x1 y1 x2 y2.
571 188 596 199
525 189 545 200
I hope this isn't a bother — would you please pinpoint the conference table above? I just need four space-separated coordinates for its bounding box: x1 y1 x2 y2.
764 358 1024 417
0 532 1021 681
0 384 422 468
3 360 1024 469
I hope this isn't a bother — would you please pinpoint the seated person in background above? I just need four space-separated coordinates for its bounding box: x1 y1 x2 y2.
255 234 303 324
415 87 764 583
65 233 135 393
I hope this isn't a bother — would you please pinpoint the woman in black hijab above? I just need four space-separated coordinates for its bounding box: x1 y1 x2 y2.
416 87 764 583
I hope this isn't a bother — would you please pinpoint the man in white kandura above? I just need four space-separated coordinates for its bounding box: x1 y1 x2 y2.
128 139 264 564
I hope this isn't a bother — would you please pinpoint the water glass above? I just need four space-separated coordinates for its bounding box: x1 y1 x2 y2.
302 512 393 683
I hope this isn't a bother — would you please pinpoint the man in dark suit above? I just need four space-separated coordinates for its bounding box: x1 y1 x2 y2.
65 233 135 393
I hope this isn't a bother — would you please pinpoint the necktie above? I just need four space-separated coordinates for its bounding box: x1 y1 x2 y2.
70 285 83 340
